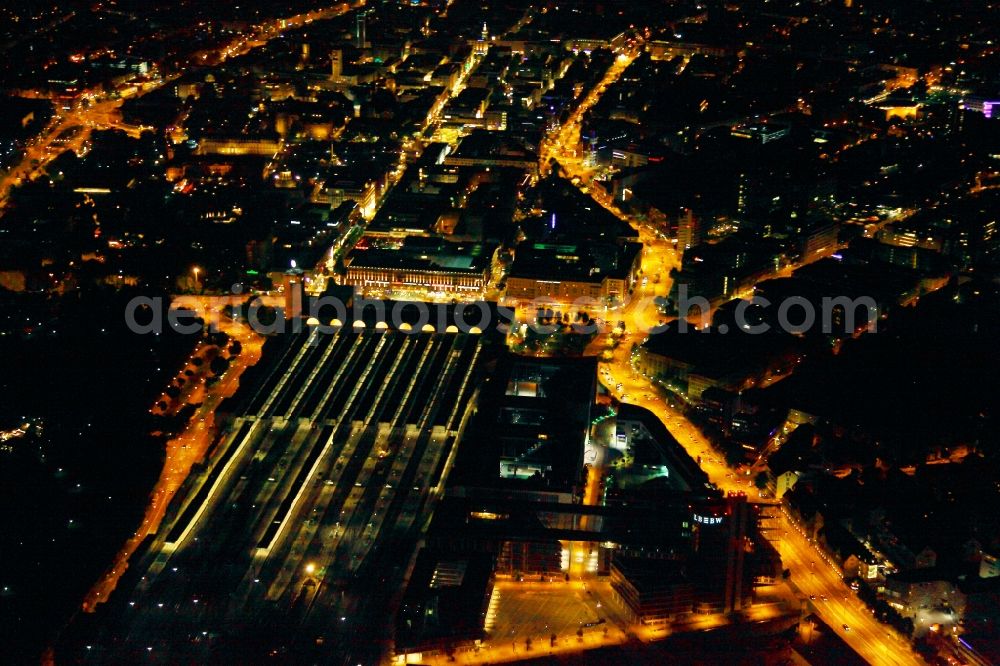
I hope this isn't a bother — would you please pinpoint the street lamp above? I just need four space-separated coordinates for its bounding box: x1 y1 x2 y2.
192 267 201 291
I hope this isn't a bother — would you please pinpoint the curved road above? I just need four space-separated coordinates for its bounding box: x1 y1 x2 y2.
542 46 925 666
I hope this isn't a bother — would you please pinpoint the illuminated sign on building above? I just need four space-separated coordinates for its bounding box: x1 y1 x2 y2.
960 98 1000 119
693 514 723 525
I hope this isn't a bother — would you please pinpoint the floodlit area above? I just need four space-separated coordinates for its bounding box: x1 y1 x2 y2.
412 579 798 666
415 581 631 665
488 581 620 643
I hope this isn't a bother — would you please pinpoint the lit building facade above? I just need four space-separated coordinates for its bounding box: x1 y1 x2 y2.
344 239 498 298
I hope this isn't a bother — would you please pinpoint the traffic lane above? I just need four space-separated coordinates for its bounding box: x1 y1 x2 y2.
84 328 263 609
544 39 916 666
779 516 919 666
790 566 913 664
2 5 355 209
598 358 921 665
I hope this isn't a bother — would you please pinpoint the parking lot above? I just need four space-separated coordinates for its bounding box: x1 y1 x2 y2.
489 581 610 643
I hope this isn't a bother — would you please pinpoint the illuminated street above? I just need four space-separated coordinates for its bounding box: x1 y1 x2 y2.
83 301 265 611
4 0 997 663
533 35 928 664
596 358 925 666
0 2 357 213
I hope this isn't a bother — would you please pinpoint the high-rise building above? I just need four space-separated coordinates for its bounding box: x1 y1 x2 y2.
475 22 489 55
583 132 599 168
677 208 701 250
330 48 343 81
282 269 305 319
355 12 366 49
691 494 753 613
